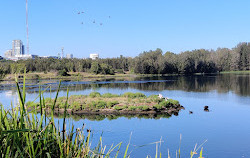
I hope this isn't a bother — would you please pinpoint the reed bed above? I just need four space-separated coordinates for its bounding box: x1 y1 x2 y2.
0 74 205 158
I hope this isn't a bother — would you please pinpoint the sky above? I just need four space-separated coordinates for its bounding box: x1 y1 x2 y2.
0 0 250 58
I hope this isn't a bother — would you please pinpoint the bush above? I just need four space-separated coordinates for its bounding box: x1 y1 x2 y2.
116 69 125 74
153 104 164 110
89 92 101 98
114 105 127 111
72 102 82 111
137 105 150 111
26 101 38 108
107 101 119 108
128 106 137 111
96 101 107 109
58 69 70 76
89 101 107 109
122 92 146 98
167 99 179 105
159 101 169 107
102 93 120 98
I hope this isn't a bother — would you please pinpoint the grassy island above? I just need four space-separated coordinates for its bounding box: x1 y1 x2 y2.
27 92 184 116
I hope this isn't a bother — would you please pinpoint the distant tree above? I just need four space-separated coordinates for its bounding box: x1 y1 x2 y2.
91 62 101 74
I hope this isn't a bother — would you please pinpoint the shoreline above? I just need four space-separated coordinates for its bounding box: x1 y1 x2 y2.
2 70 250 82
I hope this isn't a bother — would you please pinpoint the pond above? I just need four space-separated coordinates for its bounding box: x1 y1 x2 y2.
1 74 250 157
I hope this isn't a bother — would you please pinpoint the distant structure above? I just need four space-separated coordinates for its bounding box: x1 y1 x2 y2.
4 50 13 58
4 40 36 61
66 54 73 59
12 40 25 56
61 47 64 59
90 53 99 60
40 56 59 59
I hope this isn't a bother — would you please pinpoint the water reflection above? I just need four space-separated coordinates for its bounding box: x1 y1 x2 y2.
1 74 250 97
53 113 171 121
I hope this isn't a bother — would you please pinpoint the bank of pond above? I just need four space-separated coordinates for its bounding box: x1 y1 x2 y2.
27 92 184 116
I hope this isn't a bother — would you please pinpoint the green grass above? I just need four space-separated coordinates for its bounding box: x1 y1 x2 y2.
28 92 182 114
0 74 206 158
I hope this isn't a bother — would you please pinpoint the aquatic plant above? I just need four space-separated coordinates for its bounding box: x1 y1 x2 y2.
89 92 101 98
122 92 146 98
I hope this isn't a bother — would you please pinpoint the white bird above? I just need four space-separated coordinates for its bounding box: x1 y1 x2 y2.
158 94 163 99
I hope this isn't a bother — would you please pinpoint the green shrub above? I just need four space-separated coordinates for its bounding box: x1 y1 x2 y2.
102 93 120 98
134 92 146 98
167 99 179 105
149 94 158 98
89 92 101 98
153 104 164 110
89 101 97 109
122 92 146 98
107 101 119 108
96 101 107 109
159 100 169 107
138 105 150 111
116 69 125 74
58 69 70 76
26 101 38 108
72 102 81 108
89 101 107 109
114 105 127 111
128 106 137 111
72 103 81 111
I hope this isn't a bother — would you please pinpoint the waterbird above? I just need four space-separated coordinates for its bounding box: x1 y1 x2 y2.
87 129 91 132
189 111 193 114
204 106 209 111
158 94 163 99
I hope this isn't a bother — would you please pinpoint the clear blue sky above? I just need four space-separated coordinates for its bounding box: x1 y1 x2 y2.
0 0 249 58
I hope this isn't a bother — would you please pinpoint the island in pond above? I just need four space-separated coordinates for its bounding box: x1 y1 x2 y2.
27 92 184 116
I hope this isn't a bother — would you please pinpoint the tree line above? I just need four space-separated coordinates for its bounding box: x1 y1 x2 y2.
0 42 249 76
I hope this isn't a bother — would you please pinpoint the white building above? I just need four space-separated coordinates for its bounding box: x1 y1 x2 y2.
15 54 38 60
12 40 24 56
66 54 73 59
90 53 99 60
4 40 37 61
4 49 13 58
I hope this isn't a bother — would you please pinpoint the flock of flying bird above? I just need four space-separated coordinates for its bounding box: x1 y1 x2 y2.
77 11 111 26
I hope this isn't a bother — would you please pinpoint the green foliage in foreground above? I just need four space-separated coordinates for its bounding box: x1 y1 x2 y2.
0 76 206 157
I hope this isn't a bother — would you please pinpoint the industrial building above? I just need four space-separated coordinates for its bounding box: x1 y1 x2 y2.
90 53 99 60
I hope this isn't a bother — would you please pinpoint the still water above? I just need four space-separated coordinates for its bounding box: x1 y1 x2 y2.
1 74 250 157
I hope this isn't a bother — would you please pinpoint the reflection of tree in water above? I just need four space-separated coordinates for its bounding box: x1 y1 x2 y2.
53 113 171 121
1 74 250 96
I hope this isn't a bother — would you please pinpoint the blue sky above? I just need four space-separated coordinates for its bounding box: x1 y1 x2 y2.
0 0 249 58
